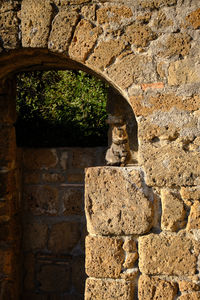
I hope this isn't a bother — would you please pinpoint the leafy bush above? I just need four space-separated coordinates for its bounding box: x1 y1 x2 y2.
15 70 108 147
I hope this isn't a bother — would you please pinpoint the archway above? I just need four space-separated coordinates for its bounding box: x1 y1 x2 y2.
0 49 138 299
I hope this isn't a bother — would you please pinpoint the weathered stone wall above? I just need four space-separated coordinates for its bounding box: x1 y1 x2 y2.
21 147 106 299
0 0 200 299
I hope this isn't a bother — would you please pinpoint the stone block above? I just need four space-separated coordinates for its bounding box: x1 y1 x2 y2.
180 187 200 205
37 264 71 292
85 278 134 300
48 10 79 52
168 59 199 85
23 149 58 170
159 33 191 58
61 187 83 215
85 167 153 235
71 148 96 168
138 275 178 300
139 0 177 9
125 23 157 48
85 236 125 278
107 54 156 89
48 222 81 253
23 223 48 251
24 185 59 215
69 20 102 62
187 202 200 231
186 8 200 29
66 172 84 183
20 0 53 47
0 10 19 49
179 292 200 300
123 252 138 268
179 281 200 292
161 189 186 231
123 239 137 252
87 39 126 70
96 5 133 24
138 233 199 276
23 171 41 184
42 172 65 183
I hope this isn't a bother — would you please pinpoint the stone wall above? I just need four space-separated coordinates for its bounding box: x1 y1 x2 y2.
0 0 200 299
21 147 106 299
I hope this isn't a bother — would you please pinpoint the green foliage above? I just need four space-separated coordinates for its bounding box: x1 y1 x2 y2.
15 70 108 147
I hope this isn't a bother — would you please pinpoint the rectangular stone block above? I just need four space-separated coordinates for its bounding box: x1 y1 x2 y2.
138 233 199 276
85 278 134 300
138 275 178 300
85 167 153 235
86 235 125 278
23 149 58 170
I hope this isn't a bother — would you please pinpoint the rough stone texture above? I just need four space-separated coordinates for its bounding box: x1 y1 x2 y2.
139 0 177 9
48 222 81 253
125 23 157 48
138 275 178 300
86 236 125 278
85 278 134 300
48 10 79 52
20 0 53 47
187 201 200 231
107 53 157 89
96 6 133 24
179 292 200 300
0 126 16 169
37 264 71 292
180 187 200 206
85 167 153 235
186 8 200 29
161 189 186 231
139 233 199 276
23 149 58 169
24 185 59 215
123 252 138 268
87 39 126 70
0 9 19 49
61 187 83 215
23 223 48 250
158 33 191 58
168 58 200 85
69 20 102 62
179 281 200 292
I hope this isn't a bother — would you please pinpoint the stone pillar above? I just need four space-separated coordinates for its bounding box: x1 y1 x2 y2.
0 78 21 299
84 166 154 299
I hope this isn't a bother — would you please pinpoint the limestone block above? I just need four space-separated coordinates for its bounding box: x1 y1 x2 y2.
186 8 200 29
66 171 84 183
139 142 200 187
123 252 138 268
138 275 178 300
179 281 200 292
85 278 134 300
0 10 19 49
107 54 157 89
23 223 48 250
161 189 186 231
21 0 53 47
85 167 153 235
180 187 200 206
130 94 200 117
153 11 173 30
123 239 137 252
168 59 200 86
85 236 125 278
42 172 65 183
23 149 58 170
179 292 200 300
69 20 102 62
48 10 79 52
139 0 177 9
138 233 199 276
86 39 126 70
125 23 157 48
48 222 81 253
187 202 200 231
24 185 59 215
60 187 84 215
96 6 133 24
159 33 191 58
37 264 70 292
